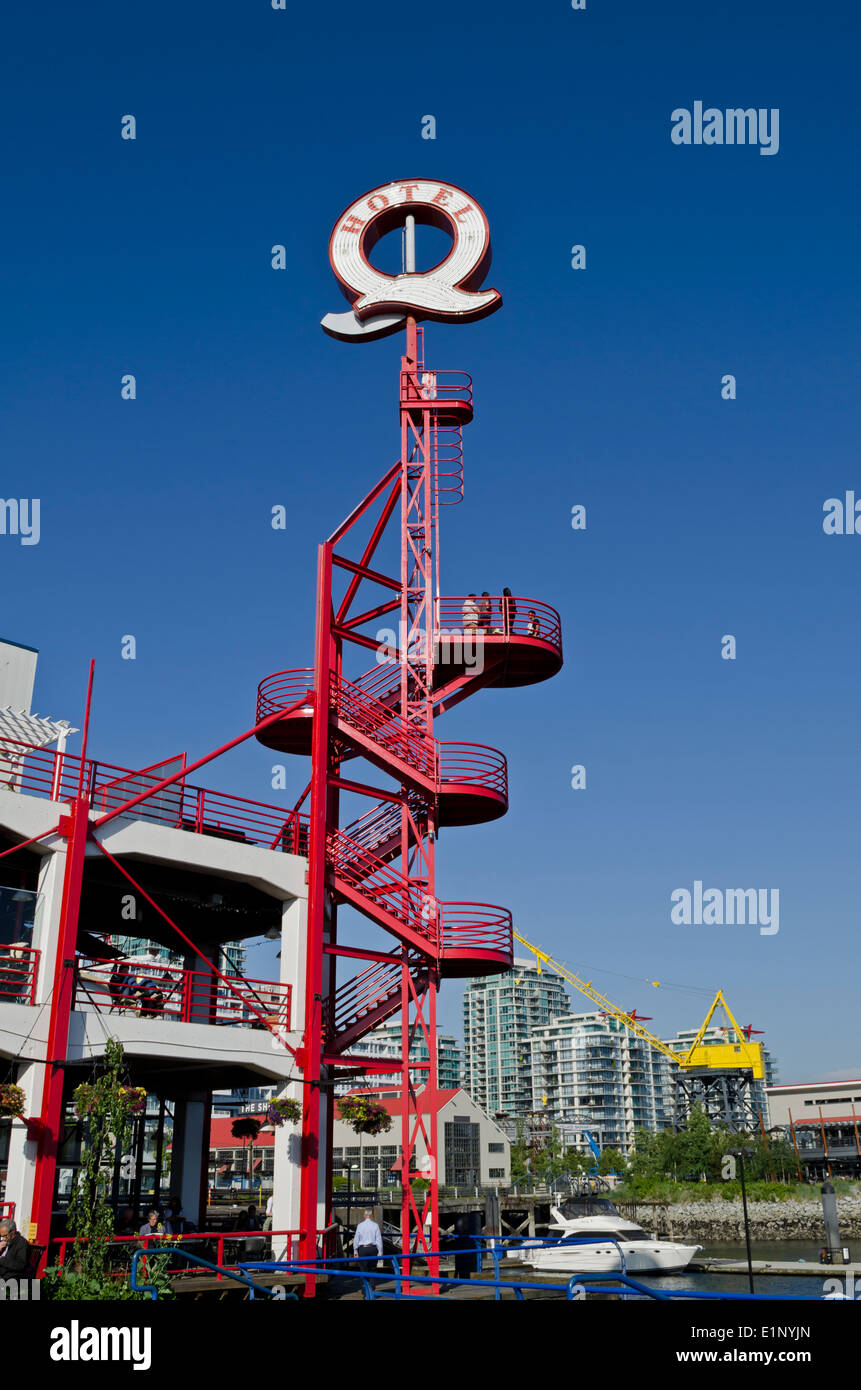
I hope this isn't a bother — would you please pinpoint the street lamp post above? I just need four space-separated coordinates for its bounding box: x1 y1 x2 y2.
731 1147 755 1294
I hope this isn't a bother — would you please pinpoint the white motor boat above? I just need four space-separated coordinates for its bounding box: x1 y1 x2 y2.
518 1197 701 1275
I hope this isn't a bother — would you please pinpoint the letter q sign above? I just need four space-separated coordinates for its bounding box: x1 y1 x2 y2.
321 178 502 341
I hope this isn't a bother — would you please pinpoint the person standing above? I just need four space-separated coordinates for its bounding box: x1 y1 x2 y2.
502 588 517 636
462 594 479 631
353 1208 382 1273
478 592 492 631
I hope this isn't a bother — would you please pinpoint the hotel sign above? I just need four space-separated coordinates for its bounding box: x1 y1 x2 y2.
321 178 501 341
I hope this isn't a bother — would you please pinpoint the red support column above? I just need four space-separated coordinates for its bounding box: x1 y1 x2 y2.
299 542 335 1291
29 795 89 1255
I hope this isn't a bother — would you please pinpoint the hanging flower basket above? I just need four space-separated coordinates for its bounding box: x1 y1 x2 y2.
119 1086 148 1115
267 1098 302 1127
0 1083 26 1118
338 1096 392 1137
72 1082 97 1118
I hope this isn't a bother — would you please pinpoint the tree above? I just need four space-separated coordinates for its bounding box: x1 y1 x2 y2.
597 1147 626 1176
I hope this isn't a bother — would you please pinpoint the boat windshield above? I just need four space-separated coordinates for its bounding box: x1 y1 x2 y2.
557 1197 622 1220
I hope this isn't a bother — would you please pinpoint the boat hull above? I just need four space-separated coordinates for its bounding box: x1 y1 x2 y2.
523 1241 702 1275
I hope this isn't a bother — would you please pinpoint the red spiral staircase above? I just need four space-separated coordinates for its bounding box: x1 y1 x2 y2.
255 325 562 1283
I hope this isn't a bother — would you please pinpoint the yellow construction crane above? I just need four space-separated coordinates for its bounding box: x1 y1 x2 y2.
513 932 764 1080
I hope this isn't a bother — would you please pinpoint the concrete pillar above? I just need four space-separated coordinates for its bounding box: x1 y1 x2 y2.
6 847 66 1232
5 1061 45 1235
171 1093 208 1225
30 844 67 1006
270 897 305 1259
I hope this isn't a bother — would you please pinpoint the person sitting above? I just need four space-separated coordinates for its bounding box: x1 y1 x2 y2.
0 1219 30 1276
139 1208 164 1239
478 593 492 631
462 594 479 631
108 963 134 1013
135 975 165 1018
245 1204 262 1232
526 609 540 638
114 1205 137 1237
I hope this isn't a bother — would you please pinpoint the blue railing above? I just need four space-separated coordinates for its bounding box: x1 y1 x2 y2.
233 1233 828 1301
130 1246 297 1300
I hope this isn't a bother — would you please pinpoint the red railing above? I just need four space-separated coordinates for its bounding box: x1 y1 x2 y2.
329 828 512 968
435 595 562 652
73 957 290 1030
328 828 439 949
0 943 39 1005
400 367 473 412
332 674 437 782
325 953 427 1047
327 957 403 1038
439 903 513 961
439 743 507 798
52 1228 304 1278
0 739 309 854
256 669 316 725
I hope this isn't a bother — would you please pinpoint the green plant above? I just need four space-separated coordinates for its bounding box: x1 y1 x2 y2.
49 1039 171 1300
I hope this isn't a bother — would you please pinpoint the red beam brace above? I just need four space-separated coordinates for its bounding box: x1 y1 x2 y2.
0 825 62 860
333 554 401 595
323 942 405 965
340 598 400 631
328 464 400 546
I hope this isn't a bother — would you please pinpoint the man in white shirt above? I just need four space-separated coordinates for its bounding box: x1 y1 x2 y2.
353 1209 383 1271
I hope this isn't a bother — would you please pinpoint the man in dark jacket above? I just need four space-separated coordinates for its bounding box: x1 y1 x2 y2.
0 1219 30 1276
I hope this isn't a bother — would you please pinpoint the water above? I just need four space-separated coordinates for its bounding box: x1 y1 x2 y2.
617 1241 857 1300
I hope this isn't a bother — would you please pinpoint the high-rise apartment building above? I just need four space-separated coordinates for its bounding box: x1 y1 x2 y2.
462 959 572 1120
529 1011 674 1156
337 1022 462 1094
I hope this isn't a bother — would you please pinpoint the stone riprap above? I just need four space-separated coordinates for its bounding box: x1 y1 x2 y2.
628 1196 861 1242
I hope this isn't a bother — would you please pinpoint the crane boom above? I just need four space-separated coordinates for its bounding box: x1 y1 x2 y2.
513 931 682 1066
513 932 765 1079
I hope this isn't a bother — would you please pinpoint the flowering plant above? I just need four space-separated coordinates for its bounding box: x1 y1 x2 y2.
0 1083 26 1117
267 1097 302 1126
120 1086 148 1114
338 1095 392 1136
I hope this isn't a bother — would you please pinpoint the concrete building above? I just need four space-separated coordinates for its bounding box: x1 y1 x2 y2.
767 1078 861 1177
337 1021 461 1094
208 1089 510 1196
529 1011 674 1156
463 958 572 1122
0 641 308 1256
331 1089 510 1189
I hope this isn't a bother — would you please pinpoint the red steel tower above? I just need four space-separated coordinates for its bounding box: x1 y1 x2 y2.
255 179 563 1279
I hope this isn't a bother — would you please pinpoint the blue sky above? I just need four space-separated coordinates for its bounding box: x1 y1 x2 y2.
2 0 860 1082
